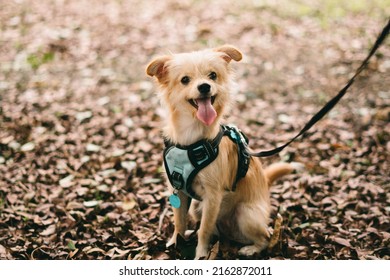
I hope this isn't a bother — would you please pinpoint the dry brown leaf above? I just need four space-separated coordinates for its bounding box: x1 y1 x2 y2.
333 237 352 247
40 224 57 236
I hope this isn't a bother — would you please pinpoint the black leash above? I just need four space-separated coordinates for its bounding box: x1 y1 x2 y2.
250 18 390 158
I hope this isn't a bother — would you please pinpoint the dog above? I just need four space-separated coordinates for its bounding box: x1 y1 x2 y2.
146 45 299 259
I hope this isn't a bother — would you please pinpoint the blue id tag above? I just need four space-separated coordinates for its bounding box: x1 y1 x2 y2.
169 193 181 208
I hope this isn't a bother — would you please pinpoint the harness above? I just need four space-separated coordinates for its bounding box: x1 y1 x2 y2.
163 125 250 204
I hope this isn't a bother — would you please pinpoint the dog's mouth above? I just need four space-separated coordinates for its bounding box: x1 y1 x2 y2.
188 95 216 109
188 95 217 126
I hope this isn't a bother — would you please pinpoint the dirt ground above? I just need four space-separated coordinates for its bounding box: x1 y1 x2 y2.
0 0 389 259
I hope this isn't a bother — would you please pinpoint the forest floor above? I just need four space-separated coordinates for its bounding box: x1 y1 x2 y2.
0 0 389 259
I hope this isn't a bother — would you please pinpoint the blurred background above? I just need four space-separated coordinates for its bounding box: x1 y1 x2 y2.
0 0 389 259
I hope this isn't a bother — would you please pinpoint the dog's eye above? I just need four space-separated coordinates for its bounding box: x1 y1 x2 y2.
208 72 217 80
181 76 190 85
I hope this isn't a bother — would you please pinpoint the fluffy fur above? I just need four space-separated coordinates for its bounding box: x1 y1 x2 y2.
147 45 297 259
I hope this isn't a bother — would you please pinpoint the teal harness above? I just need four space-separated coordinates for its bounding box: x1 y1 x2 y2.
163 125 250 202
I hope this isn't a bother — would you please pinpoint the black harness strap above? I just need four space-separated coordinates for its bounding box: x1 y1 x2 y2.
223 125 250 191
250 18 390 158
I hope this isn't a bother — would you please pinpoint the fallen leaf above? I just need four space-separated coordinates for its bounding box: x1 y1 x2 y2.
86 143 101 152
333 237 352 247
83 200 101 208
20 142 35 152
40 224 56 236
75 111 92 122
59 175 74 188
122 161 137 172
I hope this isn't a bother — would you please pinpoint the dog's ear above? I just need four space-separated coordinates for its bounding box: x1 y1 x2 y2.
214 45 242 63
146 55 171 83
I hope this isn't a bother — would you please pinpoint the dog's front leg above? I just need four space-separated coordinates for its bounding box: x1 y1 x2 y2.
166 191 189 248
195 193 222 259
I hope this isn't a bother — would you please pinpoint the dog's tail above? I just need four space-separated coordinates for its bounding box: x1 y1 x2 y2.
264 162 304 186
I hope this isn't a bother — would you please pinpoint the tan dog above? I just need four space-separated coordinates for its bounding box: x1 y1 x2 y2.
147 45 298 259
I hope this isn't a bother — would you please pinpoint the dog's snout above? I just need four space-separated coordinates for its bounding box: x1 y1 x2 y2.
197 83 211 95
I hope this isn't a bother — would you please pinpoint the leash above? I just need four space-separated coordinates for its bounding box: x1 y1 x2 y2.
250 18 390 158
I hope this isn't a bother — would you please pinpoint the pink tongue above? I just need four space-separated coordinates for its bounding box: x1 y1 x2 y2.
196 98 217 126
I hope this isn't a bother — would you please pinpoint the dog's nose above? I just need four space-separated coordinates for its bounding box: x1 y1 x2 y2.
197 83 211 95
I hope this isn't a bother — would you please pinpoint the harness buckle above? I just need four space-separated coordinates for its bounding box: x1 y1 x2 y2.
171 171 184 190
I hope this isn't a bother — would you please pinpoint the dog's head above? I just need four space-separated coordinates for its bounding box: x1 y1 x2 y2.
146 45 242 126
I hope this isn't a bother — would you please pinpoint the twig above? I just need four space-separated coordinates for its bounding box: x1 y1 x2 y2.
267 213 283 253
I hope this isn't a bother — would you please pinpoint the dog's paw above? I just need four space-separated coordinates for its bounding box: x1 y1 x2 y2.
238 244 266 256
194 246 208 260
290 162 305 173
